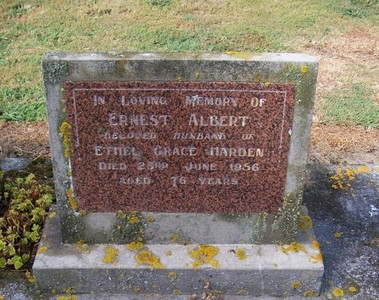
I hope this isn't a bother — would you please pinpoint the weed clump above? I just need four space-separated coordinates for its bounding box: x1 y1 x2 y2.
0 172 53 269
147 0 172 8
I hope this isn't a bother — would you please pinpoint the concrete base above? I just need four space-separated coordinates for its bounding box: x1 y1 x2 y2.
33 206 323 298
50 295 321 299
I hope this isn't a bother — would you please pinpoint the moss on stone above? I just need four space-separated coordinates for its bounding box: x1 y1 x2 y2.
112 211 147 244
271 193 302 243
42 60 68 85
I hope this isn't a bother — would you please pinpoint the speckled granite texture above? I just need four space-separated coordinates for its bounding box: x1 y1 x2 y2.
64 81 295 213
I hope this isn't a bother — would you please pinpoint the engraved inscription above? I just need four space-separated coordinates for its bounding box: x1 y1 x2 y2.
186 95 238 107
108 113 170 126
188 114 250 127
207 147 264 157
64 82 295 213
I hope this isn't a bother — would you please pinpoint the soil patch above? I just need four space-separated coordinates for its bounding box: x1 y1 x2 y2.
0 121 49 160
309 124 379 164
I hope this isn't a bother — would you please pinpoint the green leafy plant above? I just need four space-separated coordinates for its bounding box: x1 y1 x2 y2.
0 172 53 270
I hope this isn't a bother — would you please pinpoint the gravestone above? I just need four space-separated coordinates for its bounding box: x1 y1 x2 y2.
34 52 323 297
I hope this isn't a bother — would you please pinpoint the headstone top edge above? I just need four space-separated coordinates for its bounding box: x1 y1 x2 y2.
43 52 318 64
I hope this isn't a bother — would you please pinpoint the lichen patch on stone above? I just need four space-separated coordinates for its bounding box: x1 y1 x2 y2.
235 248 247 260
102 245 119 264
188 244 220 269
280 242 308 254
59 121 71 158
299 215 313 233
126 241 144 251
135 250 164 269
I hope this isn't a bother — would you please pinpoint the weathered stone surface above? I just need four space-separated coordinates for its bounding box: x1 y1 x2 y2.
43 52 318 244
38 52 322 297
34 206 323 297
0 158 30 171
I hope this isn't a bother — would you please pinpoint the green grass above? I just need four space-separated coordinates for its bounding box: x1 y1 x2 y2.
0 0 378 122
321 84 379 128
332 0 379 18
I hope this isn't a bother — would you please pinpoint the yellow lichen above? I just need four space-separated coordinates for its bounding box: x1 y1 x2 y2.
37 247 48 254
348 286 358 293
102 246 119 264
357 165 371 173
280 242 308 254
126 241 144 251
127 211 139 224
168 271 177 281
49 212 57 219
152 284 158 289
332 287 344 297
66 188 78 211
176 76 183 82
303 290 315 297
310 239 320 251
331 165 372 191
133 287 141 293
170 233 179 243
147 216 155 222
64 288 75 294
195 72 201 79
135 250 164 269
299 215 313 233
333 231 343 238
237 289 249 296
56 296 78 300
25 271 36 283
225 51 252 60
300 65 308 74
165 250 172 257
309 252 323 264
172 288 182 295
116 210 125 219
308 239 323 264
76 240 90 254
291 281 302 289
59 121 71 158
189 244 220 269
76 240 84 252
235 248 247 260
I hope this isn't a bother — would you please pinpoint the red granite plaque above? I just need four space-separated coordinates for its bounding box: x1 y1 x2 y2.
64 82 295 213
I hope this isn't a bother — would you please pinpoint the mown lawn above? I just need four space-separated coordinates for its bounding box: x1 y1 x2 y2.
0 0 378 126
